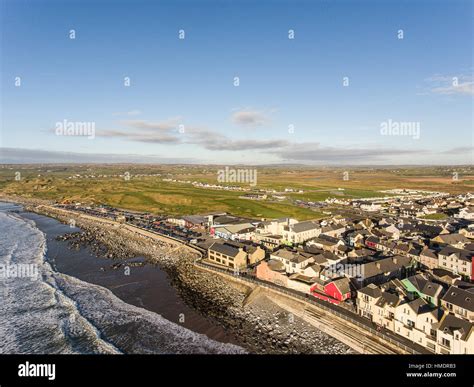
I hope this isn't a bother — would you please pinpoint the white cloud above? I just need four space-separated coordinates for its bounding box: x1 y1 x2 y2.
424 74 473 96
231 109 270 127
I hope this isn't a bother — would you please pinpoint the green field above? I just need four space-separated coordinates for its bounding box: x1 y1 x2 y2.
419 213 449 220
0 164 472 221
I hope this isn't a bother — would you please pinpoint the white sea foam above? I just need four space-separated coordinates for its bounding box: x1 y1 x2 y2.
0 205 245 354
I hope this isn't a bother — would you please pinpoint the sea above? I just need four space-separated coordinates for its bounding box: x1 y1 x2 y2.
0 202 245 354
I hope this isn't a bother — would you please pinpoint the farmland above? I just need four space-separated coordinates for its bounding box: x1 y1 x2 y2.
0 164 473 220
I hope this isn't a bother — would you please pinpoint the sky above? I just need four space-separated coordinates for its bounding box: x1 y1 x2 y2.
1 0 473 165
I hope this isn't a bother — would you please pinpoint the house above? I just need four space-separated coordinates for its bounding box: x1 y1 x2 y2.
419 248 438 270
459 225 474 239
357 284 382 319
182 215 207 229
432 268 462 286
347 247 377 262
257 218 298 236
357 283 459 353
365 236 379 249
345 255 415 288
436 314 474 354
401 274 445 307
322 277 353 301
211 223 256 241
385 224 402 239
255 259 288 287
411 305 444 352
301 262 325 278
245 244 266 265
320 223 346 238
437 246 473 279
282 220 321 245
207 241 248 269
431 233 470 249
360 203 382 212
457 207 474 221
255 234 283 251
372 291 403 332
307 235 345 253
441 286 474 322
394 298 433 343
400 204 425 217
288 273 318 293
347 230 370 247
270 249 314 274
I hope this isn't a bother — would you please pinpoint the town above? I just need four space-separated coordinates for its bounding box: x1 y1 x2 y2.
56 189 474 355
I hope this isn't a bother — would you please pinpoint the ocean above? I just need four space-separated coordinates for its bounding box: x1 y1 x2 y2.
0 202 245 354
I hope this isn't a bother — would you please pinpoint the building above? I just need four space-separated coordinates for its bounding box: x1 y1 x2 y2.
282 220 321 245
245 244 266 265
419 248 438 270
441 286 474 322
270 249 314 274
320 223 346 238
344 255 415 288
257 218 298 236
372 291 403 332
255 259 288 287
438 246 473 280
322 277 353 302
431 233 470 249
436 314 474 354
402 274 445 307
307 235 345 253
255 234 283 251
211 223 256 241
457 207 474 221
207 241 248 269
357 284 382 319
182 215 207 229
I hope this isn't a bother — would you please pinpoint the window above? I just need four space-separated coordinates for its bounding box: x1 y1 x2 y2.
441 338 451 348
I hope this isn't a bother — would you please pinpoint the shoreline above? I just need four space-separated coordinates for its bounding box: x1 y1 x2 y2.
1 195 353 354
22 211 241 348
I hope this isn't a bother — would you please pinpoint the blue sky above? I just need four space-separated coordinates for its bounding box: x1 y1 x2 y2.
1 0 473 164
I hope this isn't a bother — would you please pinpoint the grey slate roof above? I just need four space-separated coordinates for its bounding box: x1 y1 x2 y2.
358 284 382 298
442 286 474 312
209 242 241 257
291 220 320 233
439 314 473 341
406 274 443 298
439 246 473 262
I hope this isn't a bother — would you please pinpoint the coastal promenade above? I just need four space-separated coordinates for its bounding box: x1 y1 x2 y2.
195 261 430 354
34 204 430 355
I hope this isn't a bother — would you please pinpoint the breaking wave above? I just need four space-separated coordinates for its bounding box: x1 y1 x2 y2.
0 203 244 354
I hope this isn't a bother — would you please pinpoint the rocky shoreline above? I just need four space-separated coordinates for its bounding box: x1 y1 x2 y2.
2 196 353 354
